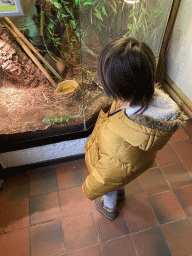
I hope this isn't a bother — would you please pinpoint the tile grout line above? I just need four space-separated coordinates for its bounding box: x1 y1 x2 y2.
136 216 189 235
159 225 174 256
129 234 140 256
28 169 33 256
56 161 101 254
156 165 173 191
107 198 186 254
170 139 191 164
122 185 161 251
61 243 101 255
137 173 149 198
27 169 32 256
138 166 172 198
153 145 192 194
145 175 189 252
29 226 32 256
167 142 192 202
160 163 192 186
80 161 103 256
28 166 66 255
156 164 192 194
55 166 68 255
172 183 192 192
90 208 101 244
158 215 192 256
169 140 192 179
72 162 105 255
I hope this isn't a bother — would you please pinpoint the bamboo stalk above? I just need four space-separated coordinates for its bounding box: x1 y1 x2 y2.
164 82 192 118
3 17 63 81
2 20 57 88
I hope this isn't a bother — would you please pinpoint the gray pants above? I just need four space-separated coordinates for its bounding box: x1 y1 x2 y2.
103 187 124 209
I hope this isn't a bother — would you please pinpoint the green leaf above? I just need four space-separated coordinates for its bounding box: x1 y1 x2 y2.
56 41 62 45
70 20 77 29
61 0 69 4
109 3 117 13
97 24 102 32
52 2 62 9
65 6 74 19
61 14 69 18
102 6 108 17
48 23 54 29
94 11 103 21
83 2 94 6
129 12 134 18
90 9 93 24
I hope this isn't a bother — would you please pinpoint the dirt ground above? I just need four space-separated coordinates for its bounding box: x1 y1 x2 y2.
0 68 110 135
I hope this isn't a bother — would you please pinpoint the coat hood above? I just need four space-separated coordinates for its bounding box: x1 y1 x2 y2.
106 88 186 151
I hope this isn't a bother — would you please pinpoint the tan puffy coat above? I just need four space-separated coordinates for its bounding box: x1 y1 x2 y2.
82 90 184 200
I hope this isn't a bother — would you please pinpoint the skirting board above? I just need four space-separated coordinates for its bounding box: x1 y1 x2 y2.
0 137 88 169
0 153 85 179
165 74 192 119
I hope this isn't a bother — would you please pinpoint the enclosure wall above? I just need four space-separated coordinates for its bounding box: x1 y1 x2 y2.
165 0 192 101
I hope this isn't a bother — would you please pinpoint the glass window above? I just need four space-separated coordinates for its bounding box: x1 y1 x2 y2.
0 0 174 142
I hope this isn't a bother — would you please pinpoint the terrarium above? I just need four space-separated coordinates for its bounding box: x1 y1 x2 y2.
0 0 175 151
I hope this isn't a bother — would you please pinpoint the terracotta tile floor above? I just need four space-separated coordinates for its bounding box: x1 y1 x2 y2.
0 120 192 256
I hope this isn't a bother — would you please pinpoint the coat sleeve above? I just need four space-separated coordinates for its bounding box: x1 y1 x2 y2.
82 125 129 200
82 153 128 200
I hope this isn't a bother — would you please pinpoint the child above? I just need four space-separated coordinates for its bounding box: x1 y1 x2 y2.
82 37 185 220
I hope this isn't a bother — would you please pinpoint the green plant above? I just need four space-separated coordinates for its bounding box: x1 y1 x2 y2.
80 0 132 40
40 0 80 66
124 0 171 55
79 0 172 57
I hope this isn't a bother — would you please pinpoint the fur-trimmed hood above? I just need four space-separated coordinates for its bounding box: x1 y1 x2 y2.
106 87 186 151
129 87 186 132
110 87 186 133
129 114 183 132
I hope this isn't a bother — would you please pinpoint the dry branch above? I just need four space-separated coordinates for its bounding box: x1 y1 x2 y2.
0 22 50 88
1 20 57 88
3 17 63 82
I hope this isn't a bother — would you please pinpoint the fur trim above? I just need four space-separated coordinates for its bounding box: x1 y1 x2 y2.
129 112 185 132
128 85 187 132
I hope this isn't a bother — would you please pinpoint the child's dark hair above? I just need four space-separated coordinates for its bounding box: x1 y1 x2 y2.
97 37 156 106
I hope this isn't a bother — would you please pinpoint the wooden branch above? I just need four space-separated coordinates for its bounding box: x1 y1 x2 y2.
3 17 63 82
2 20 57 88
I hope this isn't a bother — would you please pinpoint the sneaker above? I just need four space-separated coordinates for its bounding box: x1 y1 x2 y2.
117 189 125 201
94 197 116 220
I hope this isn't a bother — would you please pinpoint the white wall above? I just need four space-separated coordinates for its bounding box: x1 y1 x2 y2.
165 0 192 101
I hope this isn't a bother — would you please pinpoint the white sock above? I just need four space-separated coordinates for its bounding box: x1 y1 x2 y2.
103 190 117 209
